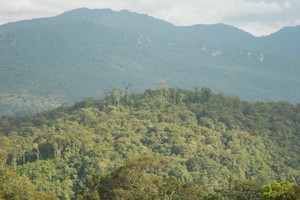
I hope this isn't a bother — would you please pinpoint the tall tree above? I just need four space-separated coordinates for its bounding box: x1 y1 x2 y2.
157 80 166 104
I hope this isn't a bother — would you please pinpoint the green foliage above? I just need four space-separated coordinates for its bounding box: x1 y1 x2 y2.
0 88 300 199
205 181 263 200
0 166 57 200
77 156 207 200
89 156 162 199
262 181 300 200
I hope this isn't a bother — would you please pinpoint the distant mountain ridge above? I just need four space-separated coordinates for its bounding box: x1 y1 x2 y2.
0 8 299 115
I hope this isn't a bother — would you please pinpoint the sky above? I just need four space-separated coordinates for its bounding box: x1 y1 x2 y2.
0 0 300 36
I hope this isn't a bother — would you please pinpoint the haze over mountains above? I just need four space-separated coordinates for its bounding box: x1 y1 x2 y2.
0 8 299 115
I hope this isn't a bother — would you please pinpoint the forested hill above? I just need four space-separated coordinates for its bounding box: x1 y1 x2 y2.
0 88 300 199
1 8 300 116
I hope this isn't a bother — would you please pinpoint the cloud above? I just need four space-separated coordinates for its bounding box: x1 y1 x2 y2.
0 0 64 24
0 0 299 36
234 1 282 15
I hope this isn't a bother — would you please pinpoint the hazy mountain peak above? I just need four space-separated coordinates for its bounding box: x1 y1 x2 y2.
59 7 114 17
56 7 174 30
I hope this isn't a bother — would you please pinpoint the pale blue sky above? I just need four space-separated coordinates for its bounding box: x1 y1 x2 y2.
0 0 299 36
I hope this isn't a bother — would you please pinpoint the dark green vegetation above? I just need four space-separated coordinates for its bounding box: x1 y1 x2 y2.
0 88 300 199
1 8 300 115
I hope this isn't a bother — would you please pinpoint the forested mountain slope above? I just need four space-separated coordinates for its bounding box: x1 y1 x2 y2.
0 88 300 199
0 8 300 116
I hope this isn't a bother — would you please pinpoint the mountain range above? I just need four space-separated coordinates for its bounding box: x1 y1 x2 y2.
0 8 300 115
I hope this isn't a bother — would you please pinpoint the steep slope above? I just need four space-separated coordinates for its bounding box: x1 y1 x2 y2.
0 8 299 115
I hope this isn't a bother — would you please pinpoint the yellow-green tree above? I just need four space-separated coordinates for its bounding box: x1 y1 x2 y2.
0 166 57 200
